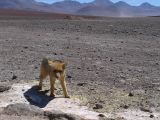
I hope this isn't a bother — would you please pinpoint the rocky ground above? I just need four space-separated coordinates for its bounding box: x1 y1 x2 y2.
0 15 160 119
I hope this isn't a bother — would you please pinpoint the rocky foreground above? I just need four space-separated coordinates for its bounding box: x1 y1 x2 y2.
1 82 160 120
0 82 103 120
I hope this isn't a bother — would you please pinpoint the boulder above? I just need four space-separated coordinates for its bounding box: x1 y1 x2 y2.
1 103 83 120
0 82 11 92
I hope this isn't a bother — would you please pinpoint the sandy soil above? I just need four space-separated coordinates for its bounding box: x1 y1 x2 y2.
0 15 160 116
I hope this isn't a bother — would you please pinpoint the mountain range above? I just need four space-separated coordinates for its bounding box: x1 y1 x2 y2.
0 0 160 17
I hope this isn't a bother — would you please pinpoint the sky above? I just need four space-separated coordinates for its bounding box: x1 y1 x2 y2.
36 0 160 6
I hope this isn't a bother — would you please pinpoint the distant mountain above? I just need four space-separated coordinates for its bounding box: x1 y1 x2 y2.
0 0 35 9
114 1 131 8
108 1 135 17
51 0 82 13
77 0 130 16
77 1 160 17
90 0 113 6
0 0 159 17
140 2 156 9
0 0 52 12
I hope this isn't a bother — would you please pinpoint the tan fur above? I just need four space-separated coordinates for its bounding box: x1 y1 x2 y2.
39 58 70 98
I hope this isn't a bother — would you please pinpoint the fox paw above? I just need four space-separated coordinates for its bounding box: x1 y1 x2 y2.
65 95 70 98
37 85 42 90
50 93 56 97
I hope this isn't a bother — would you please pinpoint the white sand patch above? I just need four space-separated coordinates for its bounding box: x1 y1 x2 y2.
0 84 31 107
0 83 101 120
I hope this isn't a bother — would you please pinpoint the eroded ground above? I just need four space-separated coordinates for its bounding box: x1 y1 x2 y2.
0 16 160 115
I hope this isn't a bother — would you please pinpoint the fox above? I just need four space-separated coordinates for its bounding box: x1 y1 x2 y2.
38 58 70 98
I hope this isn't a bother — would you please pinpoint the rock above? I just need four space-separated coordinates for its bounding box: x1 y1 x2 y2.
150 114 154 118
2 103 82 120
140 107 152 113
93 103 103 109
98 113 105 117
110 58 113 62
66 46 69 49
156 87 160 91
34 66 38 69
2 103 44 116
23 46 28 49
77 83 87 86
128 92 134 97
90 88 94 90
44 111 82 120
120 104 129 109
0 83 11 92
77 67 81 70
12 75 17 80
67 75 72 79
155 63 159 65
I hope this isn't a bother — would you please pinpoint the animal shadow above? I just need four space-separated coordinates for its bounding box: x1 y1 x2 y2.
24 85 54 108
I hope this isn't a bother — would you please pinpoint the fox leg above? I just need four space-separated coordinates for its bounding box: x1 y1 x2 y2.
60 74 70 98
39 68 48 90
50 75 56 97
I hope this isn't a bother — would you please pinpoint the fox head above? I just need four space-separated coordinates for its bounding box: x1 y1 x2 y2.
49 60 67 78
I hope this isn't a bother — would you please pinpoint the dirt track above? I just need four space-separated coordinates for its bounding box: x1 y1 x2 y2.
0 15 160 113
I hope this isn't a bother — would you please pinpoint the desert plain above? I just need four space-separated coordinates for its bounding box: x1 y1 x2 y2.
0 11 160 120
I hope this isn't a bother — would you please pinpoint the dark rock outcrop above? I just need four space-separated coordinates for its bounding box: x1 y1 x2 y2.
0 103 83 120
0 82 11 92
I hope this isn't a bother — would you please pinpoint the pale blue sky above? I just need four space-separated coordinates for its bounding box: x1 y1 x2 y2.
36 0 160 6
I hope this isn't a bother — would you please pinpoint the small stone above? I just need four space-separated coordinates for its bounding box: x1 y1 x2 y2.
0 83 11 92
90 88 94 90
23 46 28 49
66 46 69 49
12 75 17 80
155 63 159 65
128 92 134 97
121 104 129 109
77 67 81 70
140 107 152 113
157 87 160 91
67 75 72 79
150 114 154 118
34 66 38 69
110 59 113 62
93 103 103 109
98 114 105 117
77 83 87 86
